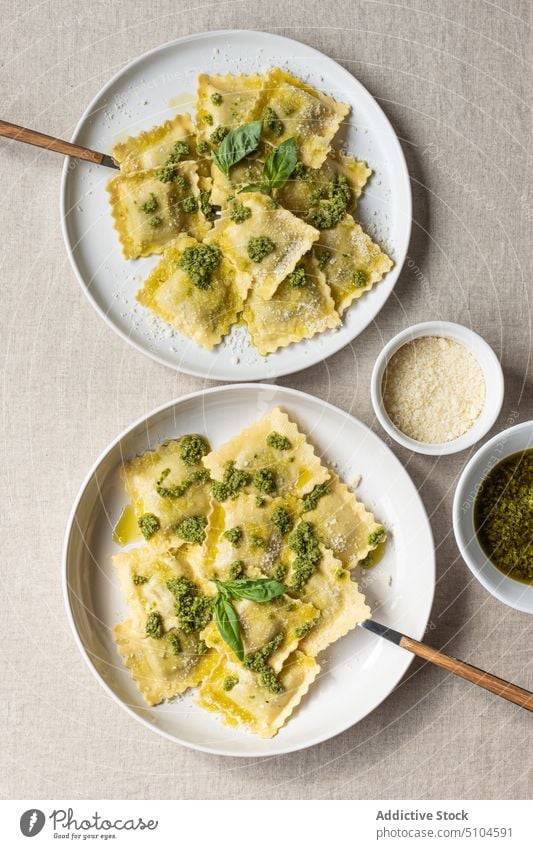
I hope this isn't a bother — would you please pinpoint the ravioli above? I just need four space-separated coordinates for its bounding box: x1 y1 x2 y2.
137 234 251 349
204 192 319 299
197 650 320 738
243 252 340 355
276 151 371 218
112 113 197 174
314 214 393 314
202 407 329 500
287 545 370 657
304 475 384 568
120 434 212 548
250 67 350 168
107 162 208 259
196 73 263 142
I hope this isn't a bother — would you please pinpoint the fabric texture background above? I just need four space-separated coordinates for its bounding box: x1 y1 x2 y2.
1 0 531 800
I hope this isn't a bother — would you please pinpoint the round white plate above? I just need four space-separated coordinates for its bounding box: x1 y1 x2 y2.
63 384 434 756
61 30 411 381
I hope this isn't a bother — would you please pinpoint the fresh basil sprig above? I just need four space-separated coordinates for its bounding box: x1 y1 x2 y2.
240 137 298 196
213 578 287 661
211 121 263 178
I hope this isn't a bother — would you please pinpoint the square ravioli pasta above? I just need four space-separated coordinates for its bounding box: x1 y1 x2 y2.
120 433 212 548
204 192 319 299
276 150 371 219
197 650 320 738
302 475 385 569
243 252 340 355
137 234 251 349
113 547 214 706
250 67 350 168
107 162 208 259
196 72 263 142
202 407 329 502
314 214 393 315
111 113 198 174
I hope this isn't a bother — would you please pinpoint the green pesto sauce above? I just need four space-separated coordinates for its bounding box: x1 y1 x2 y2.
293 162 313 182
317 250 332 270
474 449 533 584
271 562 287 582
255 496 266 507
228 560 245 580
247 236 275 263
353 269 369 288
157 166 188 187
199 190 217 221
181 434 210 466
302 481 331 513
271 505 294 536
181 195 198 213
210 125 230 145
223 526 243 546
211 92 223 106
223 675 239 691
197 140 210 154
178 243 220 290
308 175 351 230
203 113 214 125
175 515 208 544
167 140 191 165
368 526 386 548
244 632 285 693
166 631 182 655
263 107 284 137
132 574 148 585
287 266 307 288
230 202 252 224
295 618 318 639
146 611 163 639
250 532 265 548
266 431 292 450
289 521 322 591
211 460 251 502
359 539 386 570
138 512 160 540
156 467 210 499
149 216 162 228
166 576 214 632
140 193 158 214
253 467 277 495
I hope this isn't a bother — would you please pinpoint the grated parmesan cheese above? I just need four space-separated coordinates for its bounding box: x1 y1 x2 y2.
381 336 486 444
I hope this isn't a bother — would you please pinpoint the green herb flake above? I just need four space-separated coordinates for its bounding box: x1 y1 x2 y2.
178 243 221 290
138 513 160 540
203 113 214 126
166 576 213 633
353 269 368 287
247 236 275 263
211 92 223 106
149 216 162 228
253 467 277 495
146 611 164 639
302 481 331 512
132 574 148 585
266 431 292 451
175 515 208 544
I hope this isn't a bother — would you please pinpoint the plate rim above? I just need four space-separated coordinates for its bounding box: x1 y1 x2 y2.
62 382 435 757
59 28 412 382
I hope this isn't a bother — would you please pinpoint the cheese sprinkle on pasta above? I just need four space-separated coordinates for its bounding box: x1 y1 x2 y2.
382 336 486 444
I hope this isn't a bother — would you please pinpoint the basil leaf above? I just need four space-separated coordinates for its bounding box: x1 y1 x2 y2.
238 183 268 194
221 578 287 603
214 594 244 661
262 137 298 191
211 120 263 178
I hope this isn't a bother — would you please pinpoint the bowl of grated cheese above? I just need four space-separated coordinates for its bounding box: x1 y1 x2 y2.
370 321 504 455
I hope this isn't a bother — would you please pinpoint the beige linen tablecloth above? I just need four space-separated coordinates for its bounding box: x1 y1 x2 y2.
1 0 531 800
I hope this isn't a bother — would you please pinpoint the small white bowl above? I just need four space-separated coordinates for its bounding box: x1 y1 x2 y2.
370 321 504 456
453 421 533 613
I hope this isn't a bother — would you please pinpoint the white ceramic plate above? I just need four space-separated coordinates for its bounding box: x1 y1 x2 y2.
63 384 434 756
61 30 411 381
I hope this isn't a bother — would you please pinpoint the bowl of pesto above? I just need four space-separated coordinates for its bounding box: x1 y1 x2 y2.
453 420 533 613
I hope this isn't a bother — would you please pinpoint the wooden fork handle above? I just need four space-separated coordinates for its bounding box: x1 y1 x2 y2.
0 119 108 165
400 635 533 712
